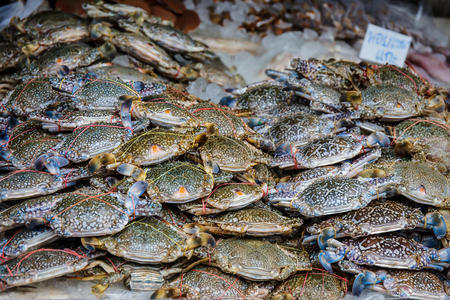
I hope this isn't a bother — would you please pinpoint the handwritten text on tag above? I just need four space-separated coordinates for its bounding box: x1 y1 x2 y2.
359 24 412 67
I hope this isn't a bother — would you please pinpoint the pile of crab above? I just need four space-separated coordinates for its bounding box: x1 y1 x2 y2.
0 3 448 299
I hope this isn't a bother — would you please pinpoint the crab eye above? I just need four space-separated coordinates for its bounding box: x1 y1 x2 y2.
419 185 426 194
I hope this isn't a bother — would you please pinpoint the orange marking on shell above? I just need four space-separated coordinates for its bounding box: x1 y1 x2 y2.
419 186 426 193
151 145 160 152
235 190 244 196
178 186 187 195
164 109 171 114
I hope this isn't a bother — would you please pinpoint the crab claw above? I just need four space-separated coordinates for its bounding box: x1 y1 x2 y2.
183 223 208 235
120 96 135 130
81 237 101 252
125 181 148 217
151 287 182 299
185 232 215 250
437 247 450 262
117 163 146 181
88 153 116 173
318 227 336 250
424 212 447 239
57 65 70 77
352 271 379 296
318 250 345 273
34 154 69 175
219 95 237 108
265 69 290 82
366 132 390 148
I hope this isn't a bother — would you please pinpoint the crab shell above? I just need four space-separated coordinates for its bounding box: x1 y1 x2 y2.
114 127 208 166
209 238 311 281
205 183 267 210
0 248 103 288
304 200 424 242
346 85 425 121
329 234 446 270
0 169 88 202
144 161 214 204
199 135 271 172
268 270 348 300
275 177 386 217
377 270 448 299
193 208 303 237
154 265 270 299
81 217 213 264
393 161 449 207
45 189 132 237
0 227 59 262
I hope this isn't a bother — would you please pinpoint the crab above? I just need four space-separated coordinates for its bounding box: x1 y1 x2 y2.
51 75 166 111
184 207 303 237
0 182 161 235
2 77 66 117
424 209 450 247
318 233 450 273
90 22 191 80
253 111 359 152
30 109 123 132
23 42 116 77
195 238 311 281
44 184 153 237
83 62 158 82
268 269 348 300
0 121 64 170
0 247 107 290
132 161 214 204
88 126 211 180
390 118 449 169
198 135 271 173
344 85 444 121
117 18 207 54
152 265 271 299
34 122 134 174
339 260 449 298
0 43 22 72
0 167 91 202
303 200 429 246
81 216 215 264
221 80 309 121
268 148 391 217
361 160 449 207
288 58 365 90
270 132 388 169
0 226 59 262
263 71 343 113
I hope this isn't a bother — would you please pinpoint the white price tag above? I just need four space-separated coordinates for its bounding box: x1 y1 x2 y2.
359 24 412 67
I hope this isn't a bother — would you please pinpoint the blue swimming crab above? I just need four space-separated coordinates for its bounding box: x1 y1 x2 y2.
0 247 107 290
318 233 450 273
88 126 211 180
339 260 449 298
81 216 215 264
0 167 90 202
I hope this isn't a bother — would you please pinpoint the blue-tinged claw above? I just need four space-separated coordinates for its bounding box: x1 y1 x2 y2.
246 117 265 129
128 181 148 199
366 132 390 148
352 271 378 296
318 251 334 273
57 65 70 77
120 97 134 130
219 96 237 108
437 247 450 262
35 155 69 175
318 227 336 250
265 69 290 82
424 212 447 239
125 181 148 217
427 263 444 271
0 150 11 161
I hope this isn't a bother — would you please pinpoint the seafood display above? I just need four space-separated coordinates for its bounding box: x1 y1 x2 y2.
0 1 448 300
